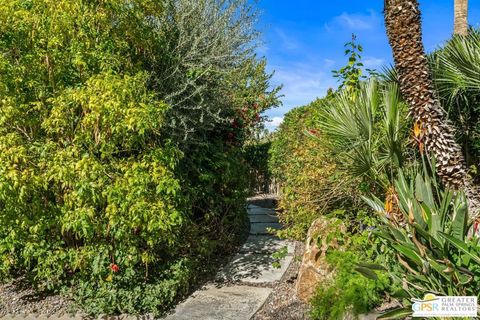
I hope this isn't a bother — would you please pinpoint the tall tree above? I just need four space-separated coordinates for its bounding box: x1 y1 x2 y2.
384 0 479 218
454 0 469 36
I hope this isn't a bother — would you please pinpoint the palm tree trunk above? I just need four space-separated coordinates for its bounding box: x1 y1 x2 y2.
384 0 480 218
454 0 468 36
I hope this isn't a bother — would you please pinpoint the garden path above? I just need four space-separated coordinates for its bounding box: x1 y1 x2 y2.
163 195 294 320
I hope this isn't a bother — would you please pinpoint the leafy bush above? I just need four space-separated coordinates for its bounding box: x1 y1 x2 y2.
244 141 274 194
269 102 353 240
310 218 392 320
0 0 277 315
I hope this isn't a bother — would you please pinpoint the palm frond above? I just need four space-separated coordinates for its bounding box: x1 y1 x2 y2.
317 78 408 187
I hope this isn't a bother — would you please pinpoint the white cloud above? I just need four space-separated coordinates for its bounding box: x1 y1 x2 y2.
270 116 284 126
256 44 269 55
363 56 385 68
329 10 380 31
275 28 300 50
265 116 284 132
323 58 336 69
272 62 336 110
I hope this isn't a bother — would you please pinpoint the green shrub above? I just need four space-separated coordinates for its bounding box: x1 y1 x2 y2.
244 141 273 194
269 102 354 240
0 0 276 315
310 222 392 320
310 251 389 320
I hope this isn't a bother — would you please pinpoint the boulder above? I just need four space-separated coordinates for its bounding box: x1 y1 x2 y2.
295 216 343 303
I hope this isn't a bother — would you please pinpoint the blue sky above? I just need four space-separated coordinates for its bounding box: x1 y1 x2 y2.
257 0 480 130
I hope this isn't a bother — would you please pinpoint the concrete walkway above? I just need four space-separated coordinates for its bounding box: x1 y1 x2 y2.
164 200 294 320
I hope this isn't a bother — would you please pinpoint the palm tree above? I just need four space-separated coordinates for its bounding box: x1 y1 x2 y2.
383 0 480 218
454 0 468 36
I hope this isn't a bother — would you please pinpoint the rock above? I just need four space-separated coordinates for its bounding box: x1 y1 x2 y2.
295 217 343 303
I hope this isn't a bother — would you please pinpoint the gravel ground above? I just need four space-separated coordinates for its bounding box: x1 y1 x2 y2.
252 241 310 320
0 278 72 317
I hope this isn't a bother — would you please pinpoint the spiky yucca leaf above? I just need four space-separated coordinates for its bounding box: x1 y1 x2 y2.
362 165 480 300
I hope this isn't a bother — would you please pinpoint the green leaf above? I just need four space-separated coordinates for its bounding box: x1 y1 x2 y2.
361 195 384 213
411 223 443 253
354 266 378 280
377 307 413 320
390 288 410 299
356 262 386 271
426 257 451 281
392 244 423 266
438 232 480 265
451 193 468 240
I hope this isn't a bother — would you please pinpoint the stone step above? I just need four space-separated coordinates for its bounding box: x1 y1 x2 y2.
163 285 271 320
238 235 292 254
216 251 293 284
246 205 276 216
248 214 279 223
249 222 282 235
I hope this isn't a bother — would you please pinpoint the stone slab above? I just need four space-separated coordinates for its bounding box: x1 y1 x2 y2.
249 222 282 235
247 206 276 216
239 235 293 254
248 214 278 223
217 252 293 283
247 195 278 208
163 285 271 320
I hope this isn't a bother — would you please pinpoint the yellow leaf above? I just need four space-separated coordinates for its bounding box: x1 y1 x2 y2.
413 121 422 137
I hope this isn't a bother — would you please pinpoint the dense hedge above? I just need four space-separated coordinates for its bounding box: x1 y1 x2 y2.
0 0 277 315
269 100 355 240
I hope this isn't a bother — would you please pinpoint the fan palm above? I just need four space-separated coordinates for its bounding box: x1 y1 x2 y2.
318 79 408 189
384 0 480 218
430 29 480 168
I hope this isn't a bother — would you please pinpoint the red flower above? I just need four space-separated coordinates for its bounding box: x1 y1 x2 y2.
110 264 120 273
308 129 318 135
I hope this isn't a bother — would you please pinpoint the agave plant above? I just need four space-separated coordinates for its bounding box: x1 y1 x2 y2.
362 160 480 318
